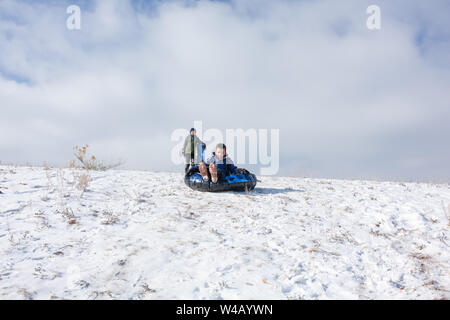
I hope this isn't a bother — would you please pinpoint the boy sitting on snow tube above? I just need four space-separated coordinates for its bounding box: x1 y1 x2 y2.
198 143 236 183
184 143 256 192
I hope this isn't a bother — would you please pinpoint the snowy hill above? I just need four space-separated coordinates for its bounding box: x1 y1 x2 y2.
0 165 449 299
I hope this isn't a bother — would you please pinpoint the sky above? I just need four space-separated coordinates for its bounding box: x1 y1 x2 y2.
0 0 449 181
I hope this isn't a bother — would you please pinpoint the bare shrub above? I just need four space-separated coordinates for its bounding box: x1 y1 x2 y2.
60 207 75 221
56 169 70 201
41 189 50 201
442 201 450 226
76 172 91 194
0 169 6 194
136 283 156 299
35 214 50 230
101 210 119 225
17 288 36 300
41 165 56 201
74 145 123 171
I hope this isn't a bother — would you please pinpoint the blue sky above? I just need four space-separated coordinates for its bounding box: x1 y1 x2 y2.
0 0 449 181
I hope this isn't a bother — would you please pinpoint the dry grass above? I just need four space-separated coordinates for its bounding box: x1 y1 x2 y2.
59 207 75 221
76 172 91 194
443 201 450 226
74 145 123 171
101 210 119 225
34 214 51 230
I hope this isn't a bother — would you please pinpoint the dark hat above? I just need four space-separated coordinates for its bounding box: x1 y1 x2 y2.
216 143 226 150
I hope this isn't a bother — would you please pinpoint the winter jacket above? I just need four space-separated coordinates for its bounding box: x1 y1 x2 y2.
183 135 205 164
206 152 237 175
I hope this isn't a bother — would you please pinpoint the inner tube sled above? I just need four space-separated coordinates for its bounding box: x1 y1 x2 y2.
184 168 257 192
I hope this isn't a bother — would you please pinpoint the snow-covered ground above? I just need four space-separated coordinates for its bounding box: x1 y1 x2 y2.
0 165 449 300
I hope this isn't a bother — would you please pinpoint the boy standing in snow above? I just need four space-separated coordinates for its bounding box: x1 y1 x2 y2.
182 128 206 174
198 143 237 183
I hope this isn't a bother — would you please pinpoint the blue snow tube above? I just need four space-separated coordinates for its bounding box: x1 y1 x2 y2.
184 168 257 192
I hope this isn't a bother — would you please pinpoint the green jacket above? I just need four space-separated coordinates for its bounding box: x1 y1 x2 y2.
183 135 205 164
